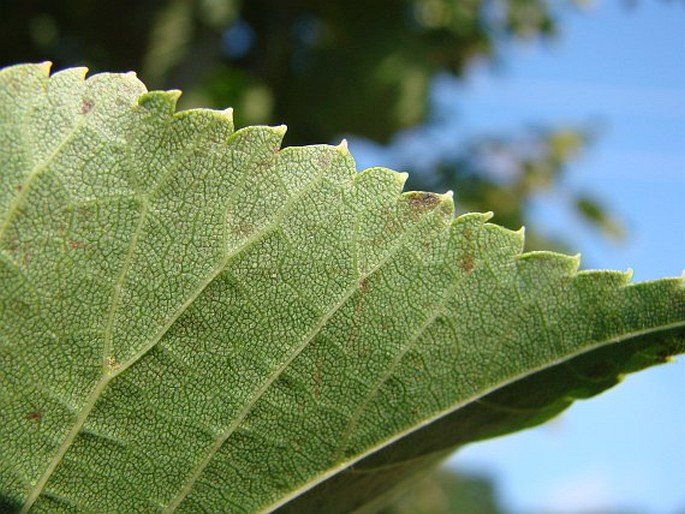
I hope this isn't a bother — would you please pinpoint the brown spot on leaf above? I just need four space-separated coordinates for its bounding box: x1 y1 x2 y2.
237 220 255 237
67 239 86 250
461 255 475 273
406 192 440 210
106 355 120 372
27 411 42 422
15 183 23 192
81 99 94 114
317 153 332 168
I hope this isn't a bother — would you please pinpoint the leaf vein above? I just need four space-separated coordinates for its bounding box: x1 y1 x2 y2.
266 319 685 512
163 197 449 513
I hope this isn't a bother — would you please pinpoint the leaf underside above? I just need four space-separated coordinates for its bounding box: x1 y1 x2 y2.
0 62 683 513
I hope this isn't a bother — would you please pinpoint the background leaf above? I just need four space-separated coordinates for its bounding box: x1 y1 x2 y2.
1 63 683 513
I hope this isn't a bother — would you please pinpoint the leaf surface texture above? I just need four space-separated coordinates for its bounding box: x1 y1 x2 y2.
0 63 684 513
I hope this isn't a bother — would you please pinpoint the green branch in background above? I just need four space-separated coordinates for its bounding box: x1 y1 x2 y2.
1 63 683 513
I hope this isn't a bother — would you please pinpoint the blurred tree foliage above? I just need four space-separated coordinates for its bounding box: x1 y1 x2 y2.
1 0 562 141
0 0 621 247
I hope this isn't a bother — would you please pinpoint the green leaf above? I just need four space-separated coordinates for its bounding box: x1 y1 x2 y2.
1 62 684 513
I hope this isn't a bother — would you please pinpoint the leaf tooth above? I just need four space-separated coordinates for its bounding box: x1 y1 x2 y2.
516 250 582 278
137 90 182 114
396 171 409 187
453 212 492 225
84 69 147 95
356 167 409 194
0 60 51 81
479 215 527 258
517 250 581 266
49 65 88 85
271 123 288 144
575 268 634 287
173 106 237 131
225 123 286 151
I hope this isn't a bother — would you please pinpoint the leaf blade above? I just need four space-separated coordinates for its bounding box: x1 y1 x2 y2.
0 63 683 513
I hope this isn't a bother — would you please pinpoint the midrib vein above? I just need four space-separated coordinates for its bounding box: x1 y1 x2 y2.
164 201 450 513
264 319 685 512
163 281 364 513
20 379 109 514
19 146 329 512
22 101 214 512
10 98 90 514
101 126 217 368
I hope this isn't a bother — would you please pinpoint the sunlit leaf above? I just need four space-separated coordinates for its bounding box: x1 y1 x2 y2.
1 63 683 513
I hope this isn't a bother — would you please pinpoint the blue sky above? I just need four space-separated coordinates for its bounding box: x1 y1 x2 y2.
351 1 685 511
